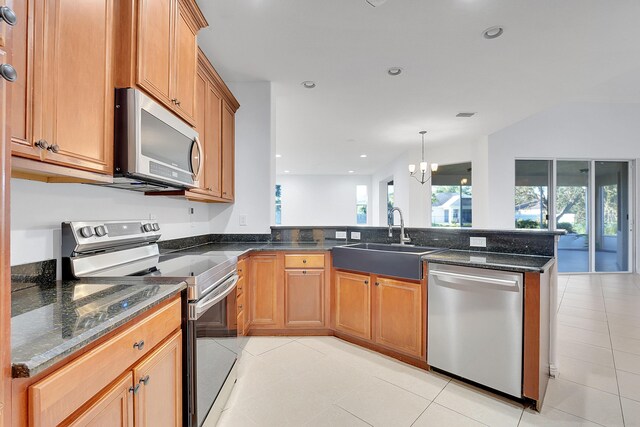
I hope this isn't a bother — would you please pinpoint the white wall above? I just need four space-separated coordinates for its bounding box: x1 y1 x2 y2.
209 81 274 234
486 102 640 271
10 179 210 267
276 174 371 226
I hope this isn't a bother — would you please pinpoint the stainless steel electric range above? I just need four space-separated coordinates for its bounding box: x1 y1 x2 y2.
62 220 241 427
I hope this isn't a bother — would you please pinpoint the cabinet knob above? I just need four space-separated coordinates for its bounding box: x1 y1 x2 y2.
47 143 60 153
1 6 17 26
302 259 307 264
129 384 140 394
364 280 369 285
375 282 380 286
0 63 17 82
139 375 150 386
175 100 181 106
35 139 49 150
238 304 243 310
133 340 145 350
302 270 307 274
171 98 177 104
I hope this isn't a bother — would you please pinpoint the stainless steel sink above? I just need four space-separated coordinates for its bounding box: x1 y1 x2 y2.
332 243 444 280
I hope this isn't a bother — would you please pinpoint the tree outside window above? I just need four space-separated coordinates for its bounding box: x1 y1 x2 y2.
275 184 282 225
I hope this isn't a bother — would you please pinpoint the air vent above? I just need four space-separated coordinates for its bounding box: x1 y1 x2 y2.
456 112 476 118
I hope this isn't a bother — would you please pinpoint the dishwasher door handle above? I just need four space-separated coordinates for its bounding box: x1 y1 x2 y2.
430 270 520 291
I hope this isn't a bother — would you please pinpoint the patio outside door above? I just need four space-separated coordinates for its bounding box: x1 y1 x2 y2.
556 160 632 273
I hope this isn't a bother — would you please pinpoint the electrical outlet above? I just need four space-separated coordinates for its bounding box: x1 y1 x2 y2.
239 214 248 226
335 231 347 239
470 237 487 248
189 207 195 215
351 231 361 240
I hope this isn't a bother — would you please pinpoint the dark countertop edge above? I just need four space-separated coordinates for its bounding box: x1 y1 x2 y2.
271 225 566 236
423 250 555 273
12 282 186 378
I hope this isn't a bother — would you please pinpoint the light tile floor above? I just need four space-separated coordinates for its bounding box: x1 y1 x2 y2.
211 274 640 427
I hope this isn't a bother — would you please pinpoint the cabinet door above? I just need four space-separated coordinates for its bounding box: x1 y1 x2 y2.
374 277 422 357
65 374 134 427
250 255 278 327
39 0 114 174
192 69 207 191
204 84 222 196
334 271 371 340
134 330 182 427
285 269 325 328
10 0 41 159
221 101 235 201
172 2 197 124
137 0 174 105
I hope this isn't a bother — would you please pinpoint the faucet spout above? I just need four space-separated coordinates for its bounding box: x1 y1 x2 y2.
388 207 411 245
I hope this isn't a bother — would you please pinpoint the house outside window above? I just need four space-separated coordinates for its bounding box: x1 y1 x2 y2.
275 184 282 225
356 185 368 225
431 162 472 227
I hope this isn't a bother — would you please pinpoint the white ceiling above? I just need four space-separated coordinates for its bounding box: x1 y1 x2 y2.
196 0 640 175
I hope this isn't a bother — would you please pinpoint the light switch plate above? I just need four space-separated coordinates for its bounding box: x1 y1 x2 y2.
239 214 248 226
351 231 361 240
470 237 487 248
335 231 347 239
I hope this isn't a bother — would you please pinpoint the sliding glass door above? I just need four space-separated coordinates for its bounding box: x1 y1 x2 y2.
556 161 590 273
515 159 632 273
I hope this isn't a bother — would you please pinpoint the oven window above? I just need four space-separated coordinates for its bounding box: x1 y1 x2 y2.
140 110 193 172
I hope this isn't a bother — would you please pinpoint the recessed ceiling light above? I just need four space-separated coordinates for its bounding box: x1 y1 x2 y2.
275 154 282 158
284 170 290 174
360 154 367 158
456 112 476 118
387 67 403 76
348 170 355 174
483 26 504 40
301 81 316 89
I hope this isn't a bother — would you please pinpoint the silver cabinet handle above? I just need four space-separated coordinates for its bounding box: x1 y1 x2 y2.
1 6 17 26
0 63 17 82
133 340 145 350
129 384 140 394
47 143 60 153
139 375 150 386
35 139 49 150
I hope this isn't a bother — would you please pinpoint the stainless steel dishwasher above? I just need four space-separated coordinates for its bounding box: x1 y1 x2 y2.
427 263 524 398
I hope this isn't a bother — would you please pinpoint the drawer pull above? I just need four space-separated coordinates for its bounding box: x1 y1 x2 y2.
364 280 369 285
129 384 140 394
302 259 307 264
1 6 17 26
303 270 307 274
139 375 150 386
375 281 380 286
35 139 49 150
133 340 145 351
238 304 243 310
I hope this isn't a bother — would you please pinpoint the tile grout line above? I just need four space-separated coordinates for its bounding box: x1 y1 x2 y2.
600 276 627 427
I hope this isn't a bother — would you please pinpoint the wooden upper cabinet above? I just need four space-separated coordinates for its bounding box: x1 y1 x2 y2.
284 269 325 328
221 101 235 201
334 271 371 340
172 2 198 123
136 0 174 104
193 69 207 191
373 277 423 358
204 83 222 196
11 0 115 175
250 255 279 327
65 374 134 427
133 331 182 427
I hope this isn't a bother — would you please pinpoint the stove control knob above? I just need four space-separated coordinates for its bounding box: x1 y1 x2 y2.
94 225 108 237
142 223 153 232
152 223 160 231
79 226 94 238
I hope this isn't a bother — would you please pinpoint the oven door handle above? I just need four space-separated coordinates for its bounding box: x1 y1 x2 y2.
191 274 239 320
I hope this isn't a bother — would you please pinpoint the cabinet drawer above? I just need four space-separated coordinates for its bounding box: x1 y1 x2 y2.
29 297 181 427
284 254 325 269
237 291 245 315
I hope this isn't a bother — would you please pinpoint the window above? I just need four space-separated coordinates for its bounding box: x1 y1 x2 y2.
356 185 368 225
274 184 282 225
431 162 472 227
387 180 394 224
515 160 550 229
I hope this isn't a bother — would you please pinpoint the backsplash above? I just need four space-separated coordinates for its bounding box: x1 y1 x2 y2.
10 259 57 292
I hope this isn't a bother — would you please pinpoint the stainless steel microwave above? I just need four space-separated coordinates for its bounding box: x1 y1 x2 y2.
113 88 202 192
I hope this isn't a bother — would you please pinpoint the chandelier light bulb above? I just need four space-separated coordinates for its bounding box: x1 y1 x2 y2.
431 163 439 172
420 162 428 173
408 164 416 173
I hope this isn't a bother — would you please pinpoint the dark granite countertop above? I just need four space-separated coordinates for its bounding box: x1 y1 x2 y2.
11 277 186 378
164 241 345 256
423 250 555 273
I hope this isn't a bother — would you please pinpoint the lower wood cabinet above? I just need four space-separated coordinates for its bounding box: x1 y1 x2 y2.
27 297 182 427
284 269 325 328
249 254 279 327
334 270 424 359
373 277 423 357
334 271 371 340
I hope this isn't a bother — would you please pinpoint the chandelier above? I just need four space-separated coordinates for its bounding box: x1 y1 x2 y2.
408 131 438 185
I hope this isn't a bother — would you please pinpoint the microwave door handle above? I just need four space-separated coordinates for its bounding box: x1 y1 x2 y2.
191 136 203 184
